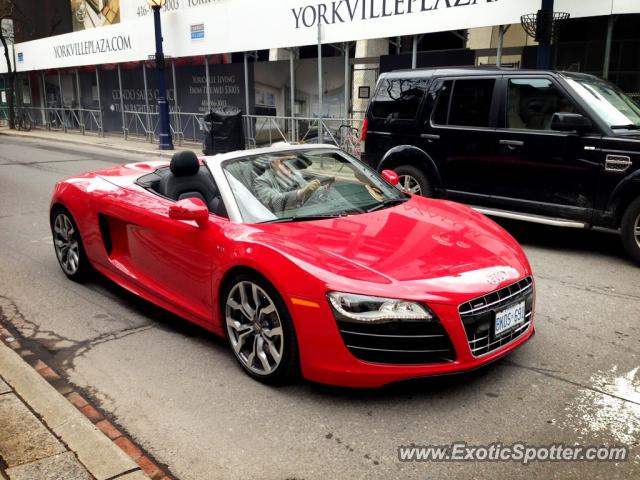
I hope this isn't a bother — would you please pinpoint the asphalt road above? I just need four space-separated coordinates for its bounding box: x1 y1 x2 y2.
0 135 638 480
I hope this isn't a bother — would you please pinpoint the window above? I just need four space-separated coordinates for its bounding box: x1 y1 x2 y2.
432 79 495 127
222 150 404 223
564 77 640 130
432 80 452 125
371 78 427 120
507 78 576 130
255 88 277 117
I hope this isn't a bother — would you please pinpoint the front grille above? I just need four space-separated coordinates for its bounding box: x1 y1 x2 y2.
336 320 456 365
459 277 534 357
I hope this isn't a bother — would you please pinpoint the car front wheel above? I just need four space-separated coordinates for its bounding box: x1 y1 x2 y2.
621 197 640 265
223 274 300 384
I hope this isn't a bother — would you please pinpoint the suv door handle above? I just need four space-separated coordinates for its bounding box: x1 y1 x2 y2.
420 133 440 140
499 139 524 147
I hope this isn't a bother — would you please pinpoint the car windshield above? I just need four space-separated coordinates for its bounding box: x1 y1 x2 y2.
565 76 640 131
222 149 406 223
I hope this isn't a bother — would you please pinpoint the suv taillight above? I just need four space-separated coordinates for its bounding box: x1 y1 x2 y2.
360 117 368 154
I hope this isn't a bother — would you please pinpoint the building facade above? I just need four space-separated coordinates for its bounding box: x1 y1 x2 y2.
1 0 639 142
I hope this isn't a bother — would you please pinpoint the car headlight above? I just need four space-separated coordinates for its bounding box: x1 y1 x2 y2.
327 292 434 323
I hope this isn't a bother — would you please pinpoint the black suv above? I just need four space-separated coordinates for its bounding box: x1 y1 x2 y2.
362 67 640 263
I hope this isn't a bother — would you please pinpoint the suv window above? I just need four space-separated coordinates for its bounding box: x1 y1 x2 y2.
507 78 576 130
432 79 495 128
371 78 427 120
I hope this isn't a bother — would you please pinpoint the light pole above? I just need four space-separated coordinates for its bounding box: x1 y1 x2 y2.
148 0 173 150
537 0 554 70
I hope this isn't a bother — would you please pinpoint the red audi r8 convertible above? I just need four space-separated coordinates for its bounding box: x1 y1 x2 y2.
50 145 535 387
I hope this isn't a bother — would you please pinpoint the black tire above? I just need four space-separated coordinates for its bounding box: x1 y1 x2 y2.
222 273 300 385
393 164 435 197
621 197 640 265
50 206 92 281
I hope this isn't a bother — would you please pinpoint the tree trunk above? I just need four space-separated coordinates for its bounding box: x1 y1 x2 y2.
0 30 15 129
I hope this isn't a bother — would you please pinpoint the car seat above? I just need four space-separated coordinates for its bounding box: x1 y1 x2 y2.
158 151 226 217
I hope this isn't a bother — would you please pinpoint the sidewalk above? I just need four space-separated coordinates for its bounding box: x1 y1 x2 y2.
0 127 201 159
0 332 153 480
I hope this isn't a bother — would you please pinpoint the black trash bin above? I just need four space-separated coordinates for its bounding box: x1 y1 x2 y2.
202 107 244 155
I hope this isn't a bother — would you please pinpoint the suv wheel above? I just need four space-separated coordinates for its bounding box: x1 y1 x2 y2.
621 197 640 264
394 165 435 197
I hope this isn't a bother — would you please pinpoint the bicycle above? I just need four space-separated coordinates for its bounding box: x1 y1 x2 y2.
338 124 361 159
14 110 33 132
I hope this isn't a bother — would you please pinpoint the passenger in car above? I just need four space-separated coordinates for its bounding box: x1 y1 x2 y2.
508 86 527 129
254 155 321 212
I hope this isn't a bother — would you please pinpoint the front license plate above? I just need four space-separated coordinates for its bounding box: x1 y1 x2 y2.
494 301 526 336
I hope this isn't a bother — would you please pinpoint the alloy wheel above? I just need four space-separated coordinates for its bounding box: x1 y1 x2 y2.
398 175 422 195
225 281 284 376
53 212 80 275
635 213 640 249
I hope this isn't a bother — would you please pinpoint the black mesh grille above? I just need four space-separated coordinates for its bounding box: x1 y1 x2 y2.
459 277 534 357
336 320 456 365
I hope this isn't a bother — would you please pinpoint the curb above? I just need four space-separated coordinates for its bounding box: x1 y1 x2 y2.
0 129 195 159
0 325 173 480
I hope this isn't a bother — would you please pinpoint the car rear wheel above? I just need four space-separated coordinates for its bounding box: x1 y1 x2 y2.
393 165 435 197
621 197 640 265
224 274 300 384
51 207 91 281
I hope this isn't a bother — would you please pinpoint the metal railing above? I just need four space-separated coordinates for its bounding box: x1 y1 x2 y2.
122 109 206 145
172 112 208 145
5 106 104 136
243 115 364 158
123 110 157 142
2 106 366 158
0 106 8 127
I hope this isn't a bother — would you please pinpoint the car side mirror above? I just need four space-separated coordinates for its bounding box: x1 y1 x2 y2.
381 169 399 186
550 113 591 133
169 198 209 228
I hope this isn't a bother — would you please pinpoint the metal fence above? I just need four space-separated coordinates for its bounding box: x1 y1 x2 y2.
122 110 207 145
243 115 364 158
2 106 104 135
45 107 103 135
2 105 365 157
172 112 208 145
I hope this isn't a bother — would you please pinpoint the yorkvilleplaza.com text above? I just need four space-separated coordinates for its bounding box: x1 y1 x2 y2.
53 35 133 59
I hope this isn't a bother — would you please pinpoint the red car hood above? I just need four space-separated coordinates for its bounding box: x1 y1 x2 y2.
250 196 531 305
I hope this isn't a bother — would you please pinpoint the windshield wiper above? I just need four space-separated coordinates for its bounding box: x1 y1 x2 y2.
610 123 640 130
260 213 347 224
366 197 409 213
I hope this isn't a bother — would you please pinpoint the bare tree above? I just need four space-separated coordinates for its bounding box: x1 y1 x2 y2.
1 2 17 128
0 0 32 129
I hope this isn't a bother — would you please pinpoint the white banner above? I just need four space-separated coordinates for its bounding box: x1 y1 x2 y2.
119 0 229 23
0 44 14 74
14 0 639 72
612 0 640 14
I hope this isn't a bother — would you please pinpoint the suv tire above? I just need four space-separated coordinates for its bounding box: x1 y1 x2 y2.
621 197 640 264
393 165 435 197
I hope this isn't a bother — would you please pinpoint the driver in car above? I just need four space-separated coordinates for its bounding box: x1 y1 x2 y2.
254 155 321 212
